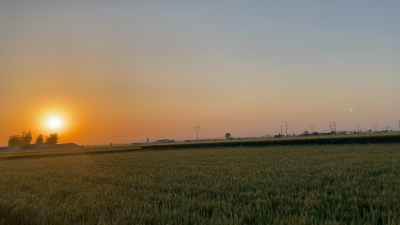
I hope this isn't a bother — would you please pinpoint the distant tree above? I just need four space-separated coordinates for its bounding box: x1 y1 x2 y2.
8 135 20 147
225 133 231 139
303 131 310 135
7 131 32 147
45 133 59 146
36 134 44 144
20 131 32 147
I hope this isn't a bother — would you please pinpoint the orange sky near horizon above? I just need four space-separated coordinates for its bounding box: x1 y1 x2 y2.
0 1 399 146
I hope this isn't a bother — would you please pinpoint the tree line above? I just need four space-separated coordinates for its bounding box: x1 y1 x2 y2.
8 131 59 148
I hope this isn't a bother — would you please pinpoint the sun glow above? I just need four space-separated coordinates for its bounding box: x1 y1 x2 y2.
47 117 63 129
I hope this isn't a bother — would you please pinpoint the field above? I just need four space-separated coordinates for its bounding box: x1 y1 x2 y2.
1 144 400 224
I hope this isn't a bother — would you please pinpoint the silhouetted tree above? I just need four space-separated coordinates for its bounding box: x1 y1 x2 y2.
303 131 310 135
45 133 59 146
225 133 231 139
20 131 32 147
8 135 20 147
36 134 44 144
7 131 32 147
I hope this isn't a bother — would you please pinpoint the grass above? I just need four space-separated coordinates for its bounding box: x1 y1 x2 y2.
0 144 400 224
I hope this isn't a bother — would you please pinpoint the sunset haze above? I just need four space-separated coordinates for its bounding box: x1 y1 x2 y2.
1 1 399 146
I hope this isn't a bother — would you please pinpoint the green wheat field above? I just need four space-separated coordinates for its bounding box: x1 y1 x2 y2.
1 144 400 224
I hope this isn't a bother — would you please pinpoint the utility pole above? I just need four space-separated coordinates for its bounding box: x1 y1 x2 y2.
194 126 200 139
357 126 360 133
330 123 332 132
309 125 314 133
280 126 283 135
386 125 389 131
285 121 288 137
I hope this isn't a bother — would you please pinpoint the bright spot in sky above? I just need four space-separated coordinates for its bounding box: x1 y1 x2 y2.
47 117 63 129
349 108 353 112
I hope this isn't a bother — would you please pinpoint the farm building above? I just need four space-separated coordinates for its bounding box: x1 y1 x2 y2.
156 139 175 143
185 139 209 142
6 146 21 151
56 143 82 149
133 142 158 145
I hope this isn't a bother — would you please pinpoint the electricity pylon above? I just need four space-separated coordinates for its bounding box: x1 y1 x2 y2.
194 126 200 139
309 125 314 133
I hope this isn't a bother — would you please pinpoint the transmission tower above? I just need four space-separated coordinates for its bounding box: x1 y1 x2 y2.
309 125 314 133
372 124 378 132
285 121 288 137
280 126 283 135
194 126 200 139
329 122 337 133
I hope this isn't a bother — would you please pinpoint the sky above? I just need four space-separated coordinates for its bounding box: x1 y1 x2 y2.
0 1 399 146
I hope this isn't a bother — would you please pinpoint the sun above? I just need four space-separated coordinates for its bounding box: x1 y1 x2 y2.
47 117 63 129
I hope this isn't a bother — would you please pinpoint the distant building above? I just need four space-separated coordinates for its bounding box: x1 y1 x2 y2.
155 139 175 143
56 143 82 149
133 142 158 145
